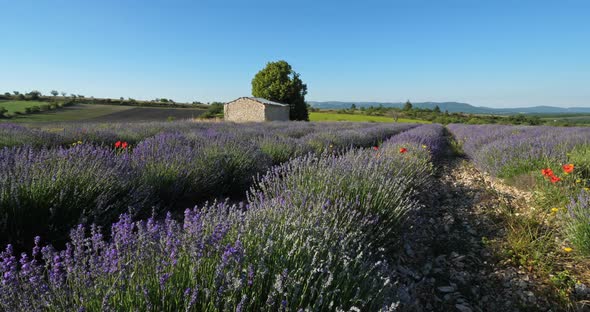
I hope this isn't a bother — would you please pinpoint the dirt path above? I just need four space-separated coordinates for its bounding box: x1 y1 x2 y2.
391 155 589 311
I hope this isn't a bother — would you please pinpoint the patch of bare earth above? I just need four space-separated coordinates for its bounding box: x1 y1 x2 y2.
391 157 590 311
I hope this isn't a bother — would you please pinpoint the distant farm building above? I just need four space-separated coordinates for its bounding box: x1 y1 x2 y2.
224 97 290 122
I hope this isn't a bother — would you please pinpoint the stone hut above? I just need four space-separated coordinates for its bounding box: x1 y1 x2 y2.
224 97 290 122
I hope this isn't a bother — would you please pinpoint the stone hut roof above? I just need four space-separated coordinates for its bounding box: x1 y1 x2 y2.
226 97 289 107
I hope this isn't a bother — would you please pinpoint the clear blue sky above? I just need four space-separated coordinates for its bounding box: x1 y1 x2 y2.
1 0 589 107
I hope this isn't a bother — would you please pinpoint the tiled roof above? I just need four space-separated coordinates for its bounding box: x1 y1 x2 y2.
248 97 289 107
225 97 289 107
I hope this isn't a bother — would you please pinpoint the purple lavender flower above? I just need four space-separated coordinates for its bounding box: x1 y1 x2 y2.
0 244 20 298
247 264 255 286
159 272 172 290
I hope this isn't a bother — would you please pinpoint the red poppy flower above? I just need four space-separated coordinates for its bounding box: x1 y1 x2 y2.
399 147 408 154
550 175 561 183
373 146 379 151
115 141 122 148
562 164 574 174
122 142 128 149
541 168 554 177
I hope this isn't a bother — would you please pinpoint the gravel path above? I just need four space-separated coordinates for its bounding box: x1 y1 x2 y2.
390 155 590 311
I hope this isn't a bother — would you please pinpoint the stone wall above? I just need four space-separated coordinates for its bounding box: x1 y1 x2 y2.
224 98 265 122
264 105 290 121
224 98 290 122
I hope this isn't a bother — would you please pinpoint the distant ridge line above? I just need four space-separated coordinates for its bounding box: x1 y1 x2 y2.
308 101 590 115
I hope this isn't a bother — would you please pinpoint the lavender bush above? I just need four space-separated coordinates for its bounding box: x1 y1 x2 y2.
132 132 271 208
256 134 312 165
448 124 590 177
0 145 148 248
250 148 433 253
382 124 447 159
0 199 401 311
447 124 529 158
300 124 416 154
0 124 62 148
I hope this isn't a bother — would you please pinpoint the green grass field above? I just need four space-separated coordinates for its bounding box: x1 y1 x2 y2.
0 101 49 114
309 112 430 123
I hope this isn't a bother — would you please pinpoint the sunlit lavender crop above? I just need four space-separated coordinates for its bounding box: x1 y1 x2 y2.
2 120 418 150
0 124 62 148
447 124 530 158
300 123 416 154
0 121 420 250
0 123 444 311
448 124 590 177
382 124 447 159
0 144 148 248
132 131 272 209
250 147 434 253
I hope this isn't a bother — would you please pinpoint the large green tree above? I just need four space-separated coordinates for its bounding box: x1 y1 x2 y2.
251 60 309 121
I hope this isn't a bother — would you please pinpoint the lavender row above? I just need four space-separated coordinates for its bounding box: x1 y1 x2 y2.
448 124 590 255
0 125 444 311
1 121 414 149
382 124 447 159
448 124 590 177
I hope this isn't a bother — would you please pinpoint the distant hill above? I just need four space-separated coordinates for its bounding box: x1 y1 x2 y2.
308 101 590 115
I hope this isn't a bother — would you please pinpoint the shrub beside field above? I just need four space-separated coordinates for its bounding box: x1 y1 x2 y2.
0 101 56 115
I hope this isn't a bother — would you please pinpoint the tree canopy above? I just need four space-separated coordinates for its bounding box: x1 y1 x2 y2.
251 60 309 121
403 100 413 111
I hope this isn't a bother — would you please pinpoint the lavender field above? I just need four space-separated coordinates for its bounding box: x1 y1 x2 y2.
1 121 589 311
0 121 452 311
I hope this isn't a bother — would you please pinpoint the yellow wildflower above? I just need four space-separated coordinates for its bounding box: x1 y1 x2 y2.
576 179 582 183
551 207 559 213
421 145 427 149
563 247 573 253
